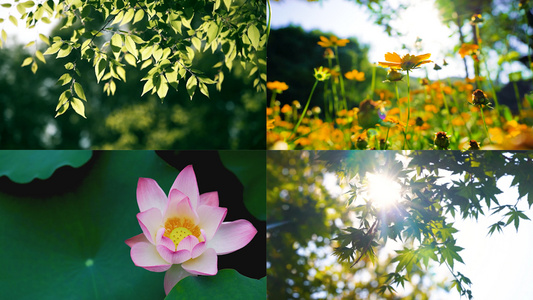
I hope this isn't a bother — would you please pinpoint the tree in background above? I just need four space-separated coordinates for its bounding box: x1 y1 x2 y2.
1 0 265 118
267 26 389 112
267 151 444 299
268 150 533 299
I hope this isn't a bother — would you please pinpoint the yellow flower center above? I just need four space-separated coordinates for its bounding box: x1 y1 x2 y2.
163 217 203 250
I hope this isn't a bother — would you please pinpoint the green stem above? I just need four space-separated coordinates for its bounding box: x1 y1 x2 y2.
290 80 319 140
269 91 278 109
395 82 407 150
480 106 492 144
512 80 523 114
266 0 271 38
406 70 412 139
394 82 401 121
334 46 347 110
370 64 376 98
384 127 390 150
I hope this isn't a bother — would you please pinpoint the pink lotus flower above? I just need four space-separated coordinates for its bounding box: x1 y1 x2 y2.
125 165 258 294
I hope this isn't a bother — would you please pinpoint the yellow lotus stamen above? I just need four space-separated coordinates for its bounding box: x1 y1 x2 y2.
164 217 203 250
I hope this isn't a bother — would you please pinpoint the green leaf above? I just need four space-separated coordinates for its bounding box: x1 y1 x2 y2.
219 151 266 221
124 53 137 67
110 33 122 53
21 57 33 67
39 33 50 45
120 8 134 26
43 41 62 55
157 81 169 99
22 1 35 8
133 9 144 24
35 50 46 63
247 24 260 50
57 45 73 58
9 15 18 27
74 82 87 101
31 62 38 73
141 79 154 96
206 22 219 45
55 101 69 117
223 0 232 10
199 82 209 98
124 35 138 59
57 73 72 86
166 269 265 300
0 151 92 183
95 58 106 83
116 65 127 82
71 97 86 118
186 75 197 100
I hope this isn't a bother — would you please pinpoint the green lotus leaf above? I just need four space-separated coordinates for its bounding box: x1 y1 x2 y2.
0 150 93 183
166 269 266 300
219 151 266 221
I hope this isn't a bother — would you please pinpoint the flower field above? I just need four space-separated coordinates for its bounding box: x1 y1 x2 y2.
267 12 533 150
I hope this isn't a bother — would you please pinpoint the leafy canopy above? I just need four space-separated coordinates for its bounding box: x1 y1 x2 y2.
3 0 266 118
320 151 533 299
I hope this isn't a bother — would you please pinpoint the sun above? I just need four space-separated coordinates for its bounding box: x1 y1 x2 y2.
366 173 402 208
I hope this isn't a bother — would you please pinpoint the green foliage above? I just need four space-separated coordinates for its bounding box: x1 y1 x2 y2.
166 269 266 300
0 43 265 149
0 150 92 183
7 0 266 118
267 150 443 299
219 151 266 221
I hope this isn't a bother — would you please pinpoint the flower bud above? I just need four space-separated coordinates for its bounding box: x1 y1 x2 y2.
386 69 404 82
468 140 480 150
472 89 489 106
434 131 450 149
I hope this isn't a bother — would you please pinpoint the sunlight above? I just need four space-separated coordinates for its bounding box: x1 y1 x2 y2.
366 173 402 208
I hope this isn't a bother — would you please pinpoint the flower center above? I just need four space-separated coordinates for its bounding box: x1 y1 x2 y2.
163 217 202 250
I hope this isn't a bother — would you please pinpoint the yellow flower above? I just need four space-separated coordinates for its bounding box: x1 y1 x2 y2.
267 81 289 93
267 119 275 130
314 66 331 81
378 52 432 71
323 48 335 59
317 35 349 48
281 104 292 114
458 43 479 59
344 69 365 81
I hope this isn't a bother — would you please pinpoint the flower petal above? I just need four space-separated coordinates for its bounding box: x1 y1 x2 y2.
137 207 163 244
208 219 257 255
197 205 227 241
164 193 199 223
137 178 167 212
125 233 148 248
164 265 195 295
170 165 200 209
384 52 402 63
131 241 172 272
182 248 218 276
199 191 219 207
378 61 401 69
157 234 201 264
417 53 431 61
